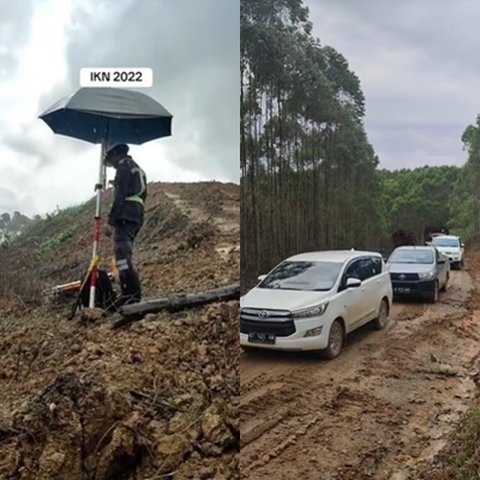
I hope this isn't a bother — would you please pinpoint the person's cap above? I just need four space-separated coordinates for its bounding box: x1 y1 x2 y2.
105 141 129 156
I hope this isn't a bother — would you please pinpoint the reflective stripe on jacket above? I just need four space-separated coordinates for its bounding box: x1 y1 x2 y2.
108 156 147 225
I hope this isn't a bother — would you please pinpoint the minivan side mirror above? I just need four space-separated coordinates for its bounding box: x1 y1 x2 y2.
346 277 362 288
258 274 267 282
461 243 465 248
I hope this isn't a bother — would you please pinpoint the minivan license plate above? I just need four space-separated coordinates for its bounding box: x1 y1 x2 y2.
395 287 411 293
248 332 276 344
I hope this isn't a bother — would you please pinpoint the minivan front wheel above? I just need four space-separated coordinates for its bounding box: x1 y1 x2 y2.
373 299 389 330
322 320 344 360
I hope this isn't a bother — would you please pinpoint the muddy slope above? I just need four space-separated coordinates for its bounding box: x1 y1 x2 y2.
0 182 240 480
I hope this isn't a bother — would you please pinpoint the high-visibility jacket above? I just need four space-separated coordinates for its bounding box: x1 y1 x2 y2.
108 155 147 226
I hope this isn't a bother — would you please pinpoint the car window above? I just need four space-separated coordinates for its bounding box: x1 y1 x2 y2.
358 258 376 280
345 258 375 282
344 259 362 281
388 249 434 264
371 256 382 275
432 237 459 248
259 260 343 291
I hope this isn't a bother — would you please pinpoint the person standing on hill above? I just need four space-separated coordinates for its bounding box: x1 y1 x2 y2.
105 142 147 305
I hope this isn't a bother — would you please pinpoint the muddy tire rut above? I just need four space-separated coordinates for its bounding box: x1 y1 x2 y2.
240 270 480 479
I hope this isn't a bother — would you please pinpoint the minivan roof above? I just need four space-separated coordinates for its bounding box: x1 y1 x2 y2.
286 250 381 263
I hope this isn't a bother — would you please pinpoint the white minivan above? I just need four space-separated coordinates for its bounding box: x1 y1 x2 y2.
240 250 393 359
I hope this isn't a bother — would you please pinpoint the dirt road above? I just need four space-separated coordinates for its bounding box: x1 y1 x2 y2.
240 269 480 479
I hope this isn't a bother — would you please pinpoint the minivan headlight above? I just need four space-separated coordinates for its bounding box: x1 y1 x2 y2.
419 271 435 280
292 302 329 319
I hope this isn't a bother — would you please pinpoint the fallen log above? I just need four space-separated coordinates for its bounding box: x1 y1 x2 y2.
112 282 240 329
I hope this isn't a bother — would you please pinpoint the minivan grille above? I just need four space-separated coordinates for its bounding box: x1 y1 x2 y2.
240 308 296 337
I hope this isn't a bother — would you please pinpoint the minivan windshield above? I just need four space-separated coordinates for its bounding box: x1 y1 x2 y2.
432 237 460 248
388 249 434 264
259 261 343 291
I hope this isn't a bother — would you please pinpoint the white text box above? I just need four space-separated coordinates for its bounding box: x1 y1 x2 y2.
80 68 153 88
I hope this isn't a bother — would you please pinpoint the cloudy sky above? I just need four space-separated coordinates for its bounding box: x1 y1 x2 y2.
0 0 239 217
306 0 479 170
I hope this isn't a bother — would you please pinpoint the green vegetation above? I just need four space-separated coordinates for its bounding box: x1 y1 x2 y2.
240 0 480 283
241 0 381 277
452 116 480 239
38 226 76 255
443 408 480 479
44 202 87 226
380 166 462 240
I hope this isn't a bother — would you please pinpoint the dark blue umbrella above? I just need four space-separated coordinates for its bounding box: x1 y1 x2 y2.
39 87 173 310
39 87 172 144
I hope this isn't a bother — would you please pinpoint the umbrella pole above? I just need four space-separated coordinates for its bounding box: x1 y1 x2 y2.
89 140 107 308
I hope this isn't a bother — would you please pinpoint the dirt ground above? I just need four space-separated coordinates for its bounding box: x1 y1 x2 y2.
240 253 480 479
0 182 240 480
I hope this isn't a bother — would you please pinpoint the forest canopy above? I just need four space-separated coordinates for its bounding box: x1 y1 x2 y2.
240 0 478 284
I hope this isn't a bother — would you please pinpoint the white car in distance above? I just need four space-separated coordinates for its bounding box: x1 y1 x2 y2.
430 235 465 269
240 250 393 359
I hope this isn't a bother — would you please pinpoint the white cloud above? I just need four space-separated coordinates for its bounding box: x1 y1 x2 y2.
306 0 477 170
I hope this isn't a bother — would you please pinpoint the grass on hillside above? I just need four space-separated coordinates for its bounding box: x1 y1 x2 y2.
443 407 480 479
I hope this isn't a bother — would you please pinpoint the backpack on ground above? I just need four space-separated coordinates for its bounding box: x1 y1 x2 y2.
79 268 117 311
